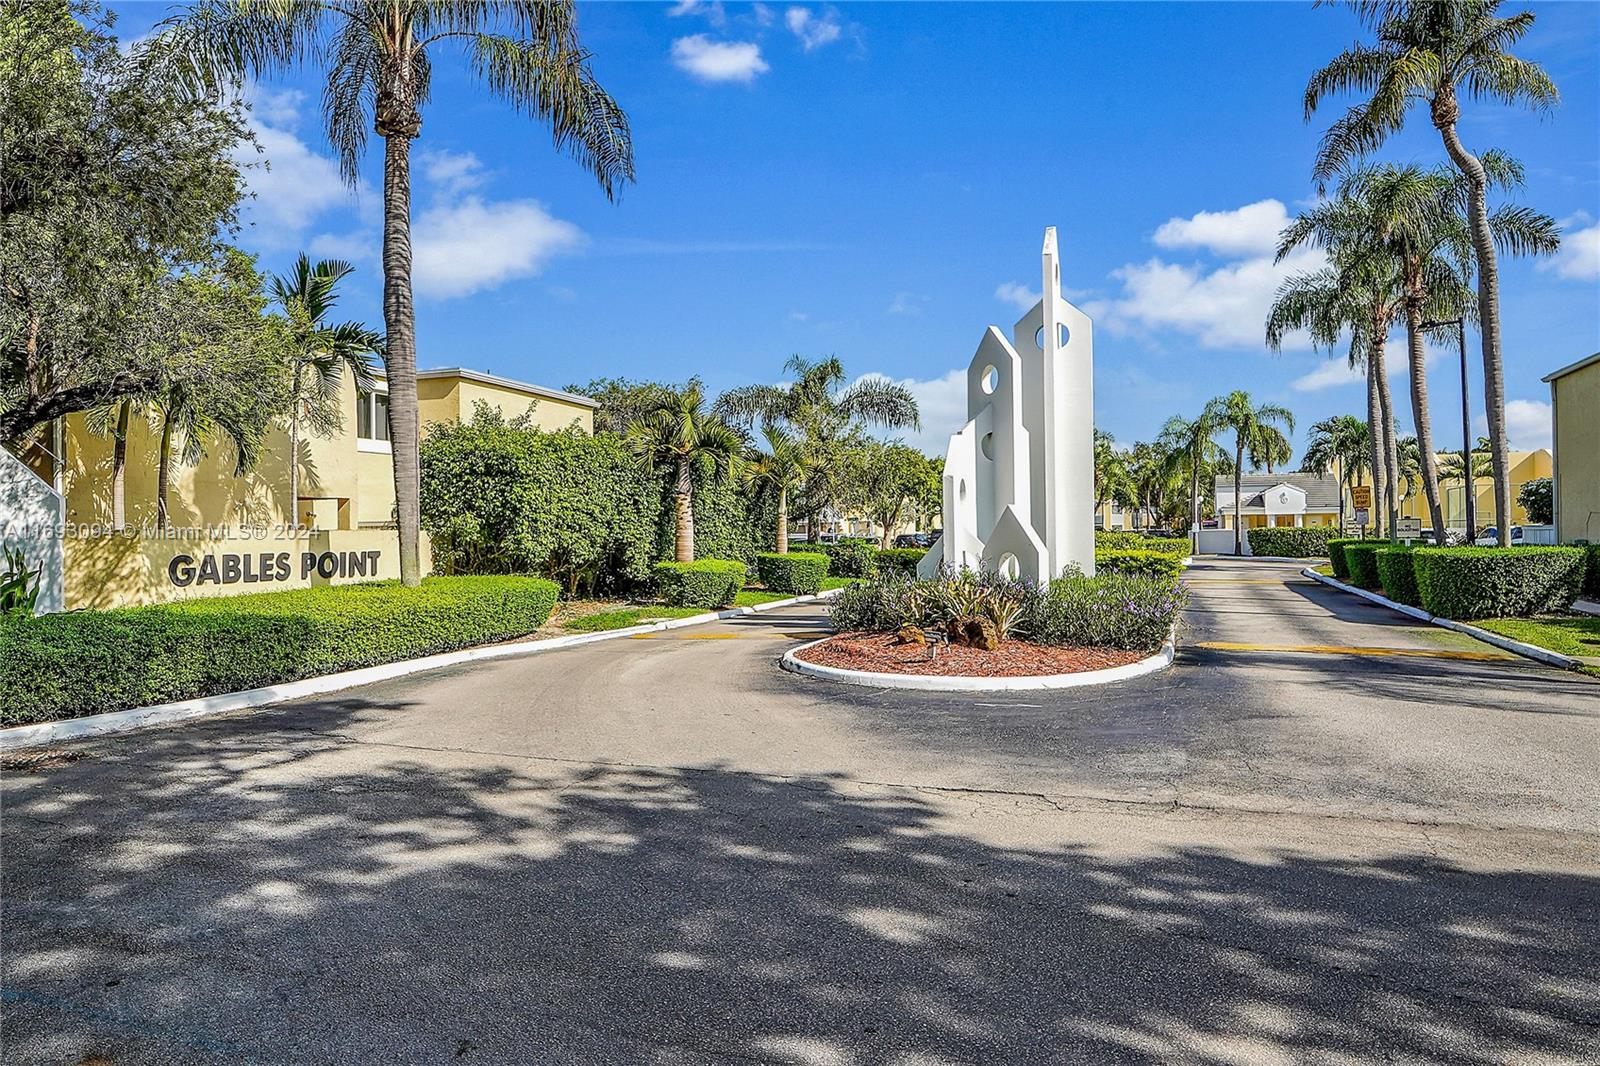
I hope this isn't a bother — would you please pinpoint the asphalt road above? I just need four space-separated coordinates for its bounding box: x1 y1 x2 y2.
4 557 1597 1064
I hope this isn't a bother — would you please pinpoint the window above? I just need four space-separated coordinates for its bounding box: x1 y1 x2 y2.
357 389 390 443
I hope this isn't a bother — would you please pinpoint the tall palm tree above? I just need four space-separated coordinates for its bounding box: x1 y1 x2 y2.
1205 391 1296 555
150 380 264 531
626 384 742 564
85 398 148 530
268 254 382 521
1156 412 1225 541
741 423 807 553
1302 414 1369 531
156 1 634 584
1439 436 1494 531
1305 0 1559 545
1093 428 1133 523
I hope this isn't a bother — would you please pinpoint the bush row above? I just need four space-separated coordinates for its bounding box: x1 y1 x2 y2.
1094 548 1185 579
755 552 829 595
1095 531 1190 555
1585 544 1600 600
1373 546 1420 607
1410 547 1585 620
1342 543 1386 590
0 577 561 727
1246 526 1340 559
873 547 926 574
652 559 747 609
1326 537 1371 581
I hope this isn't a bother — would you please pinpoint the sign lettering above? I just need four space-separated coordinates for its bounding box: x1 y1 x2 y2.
168 550 380 587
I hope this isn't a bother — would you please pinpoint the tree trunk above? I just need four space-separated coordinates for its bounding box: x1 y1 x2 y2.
1366 348 1387 538
111 400 130 531
1436 116 1510 546
156 414 173 532
381 131 423 586
1375 347 1401 540
1233 437 1244 555
1335 454 1345 532
776 486 788 553
674 458 695 563
1189 443 1200 548
288 363 302 528
1403 292 1447 540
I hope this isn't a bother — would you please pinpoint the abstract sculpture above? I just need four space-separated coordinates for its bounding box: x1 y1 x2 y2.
918 227 1095 583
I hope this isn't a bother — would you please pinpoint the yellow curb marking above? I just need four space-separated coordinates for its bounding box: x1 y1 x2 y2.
1194 641 1515 661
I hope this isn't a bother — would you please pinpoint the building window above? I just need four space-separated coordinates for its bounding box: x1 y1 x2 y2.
357 389 390 443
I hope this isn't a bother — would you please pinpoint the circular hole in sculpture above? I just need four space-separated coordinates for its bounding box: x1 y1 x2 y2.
1036 323 1071 349
1058 322 1070 348
980 432 994 460
998 553 1020 580
980 365 998 394
1034 325 1046 351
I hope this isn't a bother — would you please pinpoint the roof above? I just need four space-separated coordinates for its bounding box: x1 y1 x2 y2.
1543 351 1600 383
1214 473 1343 510
374 366 599 408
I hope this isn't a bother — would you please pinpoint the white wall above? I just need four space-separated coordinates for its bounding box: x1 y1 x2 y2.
1 447 65 613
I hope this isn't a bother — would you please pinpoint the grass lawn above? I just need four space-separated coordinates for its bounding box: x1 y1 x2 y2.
821 576 860 591
734 589 789 607
561 605 707 632
1311 564 1335 577
1474 616 1600 676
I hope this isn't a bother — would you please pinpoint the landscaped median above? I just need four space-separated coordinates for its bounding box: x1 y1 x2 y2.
0 576 561 729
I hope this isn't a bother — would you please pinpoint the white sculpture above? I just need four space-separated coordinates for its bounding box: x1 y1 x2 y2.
918 227 1095 583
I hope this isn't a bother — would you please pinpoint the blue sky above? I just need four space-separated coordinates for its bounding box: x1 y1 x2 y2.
112 1 1600 458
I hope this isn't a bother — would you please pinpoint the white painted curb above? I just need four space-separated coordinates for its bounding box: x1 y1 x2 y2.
1300 567 1582 671
779 628 1176 692
0 587 846 751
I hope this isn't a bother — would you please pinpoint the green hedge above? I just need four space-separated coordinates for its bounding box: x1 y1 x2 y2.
1411 546 1586 620
755 552 829 595
652 559 747 608
873 547 925 574
1094 548 1184 579
0 577 560 727
1343 543 1386 590
1326 537 1367 580
1246 527 1339 559
1375 547 1420 607
1095 531 1189 555
808 539 876 577
1584 544 1600 600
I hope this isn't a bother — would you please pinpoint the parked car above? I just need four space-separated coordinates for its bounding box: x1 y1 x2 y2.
1475 526 1527 546
893 533 931 549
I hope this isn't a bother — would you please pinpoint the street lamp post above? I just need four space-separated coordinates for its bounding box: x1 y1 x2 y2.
1423 318 1475 541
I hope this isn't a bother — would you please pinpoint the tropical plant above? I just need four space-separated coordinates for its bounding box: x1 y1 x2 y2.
1094 428 1133 515
1518 476 1552 525
156 0 635 584
268 255 383 519
1155 412 1228 538
741 423 807 553
0 545 42 617
626 384 743 563
1301 414 1370 530
1205 391 1296 555
1305 0 1561 546
845 440 929 549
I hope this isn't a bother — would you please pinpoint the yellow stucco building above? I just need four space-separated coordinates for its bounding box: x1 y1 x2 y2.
1546 352 1600 544
10 367 594 610
1396 449 1552 531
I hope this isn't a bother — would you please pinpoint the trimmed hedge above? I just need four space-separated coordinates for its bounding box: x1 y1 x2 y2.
1343 543 1386 590
652 559 747 608
873 547 925 574
808 539 876 577
1096 531 1189 555
755 552 829 595
1246 526 1339 559
1375 547 1420 607
1584 544 1600 600
1326 537 1367 581
1094 548 1184 579
1411 546 1586 620
0 577 560 727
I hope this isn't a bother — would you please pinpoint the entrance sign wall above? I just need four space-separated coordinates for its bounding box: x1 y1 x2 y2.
919 228 1095 583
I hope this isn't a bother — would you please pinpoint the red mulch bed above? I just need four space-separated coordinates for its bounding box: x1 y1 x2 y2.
794 631 1148 677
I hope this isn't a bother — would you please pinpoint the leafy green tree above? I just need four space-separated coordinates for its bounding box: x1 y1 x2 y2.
268 255 383 517
1302 414 1370 530
1206 391 1296 555
158 0 635 586
1518 476 1551 525
626 384 743 563
741 424 807 553
1156 412 1227 537
844 440 928 549
568 377 683 436
1 0 252 443
1094 429 1133 518
906 452 944 531
1305 0 1561 545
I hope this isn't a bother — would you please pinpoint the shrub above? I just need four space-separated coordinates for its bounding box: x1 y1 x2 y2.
1247 527 1339 559
1518 477 1552 526
1411 546 1586 620
873 547 925 574
1094 531 1143 549
1375 547 1420 607
1583 544 1600 600
1026 570 1187 652
652 559 747 608
1094 548 1184 579
828 574 917 632
1095 531 1189 555
811 539 876 577
1326 537 1367 580
0 577 560 727
755 552 829 595
1343 543 1386 590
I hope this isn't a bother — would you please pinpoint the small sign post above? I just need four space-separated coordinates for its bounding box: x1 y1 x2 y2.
1350 485 1372 511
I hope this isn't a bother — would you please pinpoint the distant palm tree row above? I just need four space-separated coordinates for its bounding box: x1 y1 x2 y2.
1286 0 1561 544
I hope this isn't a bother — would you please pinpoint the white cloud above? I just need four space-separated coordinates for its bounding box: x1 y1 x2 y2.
1291 358 1364 392
412 197 584 298
1152 199 1291 257
751 3 776 27
668 0 726 25
857 369 966 454
671 35 769 83
886 292 928 316
1539 223 1600 281
416 147 486 197
1475 399 1553 452
786 6 842 51
231 85 356 240
306 231 376 264
994 282 1040 312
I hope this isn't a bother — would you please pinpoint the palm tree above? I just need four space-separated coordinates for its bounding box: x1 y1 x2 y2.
1205 391 1296 555
150 380 264 531
1439 436 1494 531
268 255 382 522
1302 414 1369 531
1305 0 1559 546
1093 429 1133 523
157 2 634 584
626 384 743 563
85 398 148 530
741 423 806 553
1156 412 1225 541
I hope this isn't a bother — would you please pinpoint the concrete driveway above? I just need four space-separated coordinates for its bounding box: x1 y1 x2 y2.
4 557 1597 1064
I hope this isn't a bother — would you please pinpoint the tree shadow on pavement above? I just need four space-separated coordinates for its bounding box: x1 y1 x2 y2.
3 709 1597 1065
